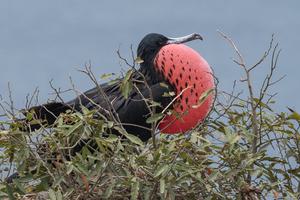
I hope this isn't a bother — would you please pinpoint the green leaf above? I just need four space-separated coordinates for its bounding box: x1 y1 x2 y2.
146 113 164 124
114 124 142 147
124 69 133 82
162 91 175 97
253 98 273 111
287 111 300 121
65 121 82 136
100 73 114 80
49 189 56 200
121 80 133 99
66 163 74 175
135 57 144 64
159 179 165 194
107 121 114 128
104 134 118 143
125 133 144 146
120 69 134 99
154 164 169 178
131 177 140 200
192 88 215 109
108 79 120 85
117 140 125 152
159 82 169 88
228 134 241 145
75 162 89 176
56 190 63 200
149 100 161 108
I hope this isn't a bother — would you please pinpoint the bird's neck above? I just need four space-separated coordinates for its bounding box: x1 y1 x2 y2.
139 60 165 85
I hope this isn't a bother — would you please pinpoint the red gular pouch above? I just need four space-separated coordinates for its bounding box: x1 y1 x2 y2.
154 44 215 134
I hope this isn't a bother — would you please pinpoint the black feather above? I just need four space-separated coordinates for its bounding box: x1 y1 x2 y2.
21 33 172 141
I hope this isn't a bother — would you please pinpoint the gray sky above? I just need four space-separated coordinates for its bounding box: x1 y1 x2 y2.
0 0 299 111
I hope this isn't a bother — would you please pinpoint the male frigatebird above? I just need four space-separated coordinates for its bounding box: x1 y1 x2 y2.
24 33 215 141
6 33 215 183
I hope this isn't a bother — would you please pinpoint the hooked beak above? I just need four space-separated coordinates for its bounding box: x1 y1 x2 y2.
166 33 203 44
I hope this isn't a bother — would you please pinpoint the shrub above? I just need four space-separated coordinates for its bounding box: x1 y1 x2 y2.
0 33 299 199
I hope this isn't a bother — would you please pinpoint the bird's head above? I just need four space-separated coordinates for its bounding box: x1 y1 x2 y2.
137 33 215 134
137 33 203 83
137 33 169 61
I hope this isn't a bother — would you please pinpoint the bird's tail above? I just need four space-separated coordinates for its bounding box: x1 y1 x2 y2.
20 102 72 131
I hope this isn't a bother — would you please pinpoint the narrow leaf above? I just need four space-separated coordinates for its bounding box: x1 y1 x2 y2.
49 189 56 200
100 73 114 80
146 113 164 124
192 88 214 108
154 165 169 178
159 179 165 194
135 57 144 64
125 133 144 146
131 177 140 200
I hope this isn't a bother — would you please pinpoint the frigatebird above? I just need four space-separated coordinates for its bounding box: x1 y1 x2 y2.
23 33 215 142
6 33 215 183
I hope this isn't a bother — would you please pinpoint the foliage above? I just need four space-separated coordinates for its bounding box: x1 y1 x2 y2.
0 34 299 200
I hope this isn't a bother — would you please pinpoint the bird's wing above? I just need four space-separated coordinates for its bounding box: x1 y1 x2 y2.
68 70 172 116
21 70 173 139
66 71 173 140
67 80 122 111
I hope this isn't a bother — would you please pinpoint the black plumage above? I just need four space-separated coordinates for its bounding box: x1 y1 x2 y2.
22 33 203 141
25 33 173 141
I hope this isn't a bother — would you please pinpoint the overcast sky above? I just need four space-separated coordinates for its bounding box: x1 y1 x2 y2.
0 0 299 112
